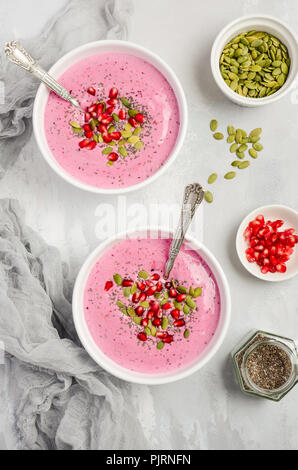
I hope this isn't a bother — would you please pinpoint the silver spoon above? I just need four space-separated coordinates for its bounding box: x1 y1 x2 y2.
4 41 83 111
164 183 204 279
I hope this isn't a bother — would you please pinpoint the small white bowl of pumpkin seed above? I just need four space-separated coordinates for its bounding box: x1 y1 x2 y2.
211 15 298 106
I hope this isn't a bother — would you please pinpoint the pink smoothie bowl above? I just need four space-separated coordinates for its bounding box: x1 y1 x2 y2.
32 40 188 194
72 228 231 385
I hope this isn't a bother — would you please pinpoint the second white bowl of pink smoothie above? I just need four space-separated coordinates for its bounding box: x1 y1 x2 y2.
33 40 187 194
72 228 231 384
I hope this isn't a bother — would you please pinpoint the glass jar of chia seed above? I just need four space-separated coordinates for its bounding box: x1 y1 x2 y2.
232 330 298 401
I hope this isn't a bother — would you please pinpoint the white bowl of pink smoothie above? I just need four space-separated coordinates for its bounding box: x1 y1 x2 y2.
33 41 187 193
72 228 231 384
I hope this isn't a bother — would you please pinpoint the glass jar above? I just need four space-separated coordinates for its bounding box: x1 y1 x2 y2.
232 330 298 401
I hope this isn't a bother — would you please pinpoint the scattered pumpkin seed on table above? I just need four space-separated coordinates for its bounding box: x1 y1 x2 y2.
204 191 213 203
219 31 290 98
210 119 218 131
208 173 218 184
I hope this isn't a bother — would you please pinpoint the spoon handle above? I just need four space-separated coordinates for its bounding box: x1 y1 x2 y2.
164 183 204 279
4 41 81 110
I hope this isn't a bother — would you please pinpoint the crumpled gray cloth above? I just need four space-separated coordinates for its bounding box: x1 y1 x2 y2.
0 0 147 450
0 199 147 450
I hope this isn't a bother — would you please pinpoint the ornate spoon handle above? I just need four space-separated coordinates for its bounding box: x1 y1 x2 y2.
164 183 204 279
4 41 82 110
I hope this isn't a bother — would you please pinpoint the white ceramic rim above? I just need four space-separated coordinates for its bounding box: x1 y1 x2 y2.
72 227 231 384
236 204 298 282
210 14 298 107
33 40 188 194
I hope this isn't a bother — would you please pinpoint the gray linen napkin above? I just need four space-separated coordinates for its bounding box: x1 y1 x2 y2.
0 0 147 450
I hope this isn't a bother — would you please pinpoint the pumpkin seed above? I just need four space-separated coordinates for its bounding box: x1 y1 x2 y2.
102 147 113 155
131 284 137 294
121 130 132 138
173 300 182 310
107 161 114 167
112 113 120 122
184 329 190 339
227 135 235 143
231 160 241 167
127 307 135 317
120 97 131 108
133 316 141 325
230 142 238 153
208 173 217 184
177 286 188 294
114 274 123 285
238 143 248 152
162 317 168 330
144 327 151 336
193 287 202 298
210 119 218 131
249 148 258 158
213 132 224 140
123 287 131 297
140 301 150 308
204 191 213 203
133 127 142 136
185 296 196 309
225 171 236 179
238 160 250 169
116 300 126 309
157 341 164 350
138 270 149 279
228 125 236 135
249 128 262 137
127 135 139 144
69 121 81 129
118 146 128 157
134 141 144 150
183 305 190 315
128 109 139 117
253 142 263 151
151 326 157 337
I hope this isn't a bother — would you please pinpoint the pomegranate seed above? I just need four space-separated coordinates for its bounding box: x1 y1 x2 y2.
152 318 161 327
169 288 177 297
250 237 258 248
173 319 185 328
276 263 287 273
135 113 144 123
107 105 115 115
261 266 269 274
85 130 93 138
104 281 113 291
141 318 149 327
246 253 256 263
137 332 147 342
139 292 147 302
176 293 187 302
108 152 119 162
151 273 160 281
162 302 172 310
109 87 118 99
87 87 96 95
135 306 144 316
255 214 265 225
147 310 154 320
118 109 127 120
103 133 113 143
263 258 270 266
145 280 154 287
88 104 97 113
269 255 278 266
85 112 91 122
156 331 167 339
149 300 159 312
83 124 91 132
98 124 108 134
107 98 118 106
86 141 96 150
122 279 133 287
263 248 269 257
110 132 121 141
137 281 146 291
128 117 138 127
155 308 163 319
132 292 140 303
244 227 253 240
165 282 171 289
164 334 174 344
155 281 163 292
255 244 264 252
171 309 180 320
269 265 276 273
101 113 113 125
146 286 157 296
96 103 104 115
79 139 90 148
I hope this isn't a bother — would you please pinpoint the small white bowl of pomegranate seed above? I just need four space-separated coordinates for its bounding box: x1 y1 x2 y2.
236 205 298 281
33 40 187 194
72 227 231 384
